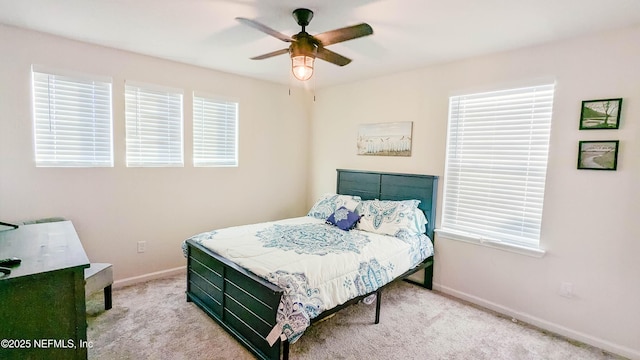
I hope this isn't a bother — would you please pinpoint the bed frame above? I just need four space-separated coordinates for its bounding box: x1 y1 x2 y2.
185 169 438 360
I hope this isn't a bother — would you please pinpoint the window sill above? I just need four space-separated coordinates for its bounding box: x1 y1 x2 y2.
434 229 546 258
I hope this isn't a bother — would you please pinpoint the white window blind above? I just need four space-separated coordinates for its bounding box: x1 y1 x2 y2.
125 83 183 167
193 94 238 167
441 84 555 247
32 70 113 167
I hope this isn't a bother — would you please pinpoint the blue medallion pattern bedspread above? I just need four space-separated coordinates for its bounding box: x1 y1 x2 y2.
184 216 433 345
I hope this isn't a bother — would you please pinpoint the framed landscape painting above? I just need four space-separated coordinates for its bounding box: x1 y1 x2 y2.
579 98 622 129
577 140 619 170
357 122 412 156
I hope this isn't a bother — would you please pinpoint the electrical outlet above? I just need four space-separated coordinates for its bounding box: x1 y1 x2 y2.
137 241 146 253
559 282 573 298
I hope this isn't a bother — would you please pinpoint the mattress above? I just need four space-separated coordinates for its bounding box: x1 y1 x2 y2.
185 215 434 344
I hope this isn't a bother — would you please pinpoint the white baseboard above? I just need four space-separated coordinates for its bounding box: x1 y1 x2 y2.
433 283 639 360
113 266 187 289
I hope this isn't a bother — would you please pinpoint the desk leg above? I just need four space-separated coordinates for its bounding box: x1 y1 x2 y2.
104 285 112 310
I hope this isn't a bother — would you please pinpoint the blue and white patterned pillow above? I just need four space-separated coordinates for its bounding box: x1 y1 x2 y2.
307 193 361 220
356 199 424 236
326 206 362 231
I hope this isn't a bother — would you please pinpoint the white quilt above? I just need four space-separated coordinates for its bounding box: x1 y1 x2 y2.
187 216 433 345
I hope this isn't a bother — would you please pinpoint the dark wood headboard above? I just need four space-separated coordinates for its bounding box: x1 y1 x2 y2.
336 169 439 240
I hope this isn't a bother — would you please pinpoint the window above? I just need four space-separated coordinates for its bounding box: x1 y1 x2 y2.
125 83 183 167
32 69 113 167
439 83 555 251
193 94 238 167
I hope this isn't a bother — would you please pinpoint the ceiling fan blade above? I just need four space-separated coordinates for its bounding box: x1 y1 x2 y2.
236 17 293 42
316 47 352 66
313 23 373 46
250 48 290 60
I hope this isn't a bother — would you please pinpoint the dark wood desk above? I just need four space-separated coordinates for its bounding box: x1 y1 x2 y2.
0 221 89 360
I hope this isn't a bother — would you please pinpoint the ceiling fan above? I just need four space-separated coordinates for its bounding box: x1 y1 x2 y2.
236 8 373 81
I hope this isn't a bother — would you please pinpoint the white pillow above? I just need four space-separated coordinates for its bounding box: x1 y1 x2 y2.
307 193 361 220
357 199 424 236
412 208 428 234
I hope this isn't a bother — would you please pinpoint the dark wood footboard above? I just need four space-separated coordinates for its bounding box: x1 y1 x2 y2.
186 240 285 360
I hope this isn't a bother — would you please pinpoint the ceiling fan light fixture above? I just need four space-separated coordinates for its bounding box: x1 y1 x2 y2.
237 8 373 82
291 55 315 81
290 34 317 81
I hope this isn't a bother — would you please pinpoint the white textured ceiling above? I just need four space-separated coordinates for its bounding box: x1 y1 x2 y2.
1 0 639 88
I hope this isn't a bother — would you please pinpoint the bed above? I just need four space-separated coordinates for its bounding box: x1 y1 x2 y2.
184 169 438 360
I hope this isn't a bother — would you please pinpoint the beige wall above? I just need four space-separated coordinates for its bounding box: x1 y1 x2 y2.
1 20 639 359
309 26 640 358
0 24 311 282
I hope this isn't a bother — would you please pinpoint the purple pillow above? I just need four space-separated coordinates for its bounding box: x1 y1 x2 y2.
326 206 361 231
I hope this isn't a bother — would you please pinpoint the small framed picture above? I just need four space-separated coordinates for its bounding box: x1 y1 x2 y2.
577 140 619 170
579 98 622 129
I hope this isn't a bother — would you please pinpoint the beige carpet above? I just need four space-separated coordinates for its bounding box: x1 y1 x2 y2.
86 275 624 360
